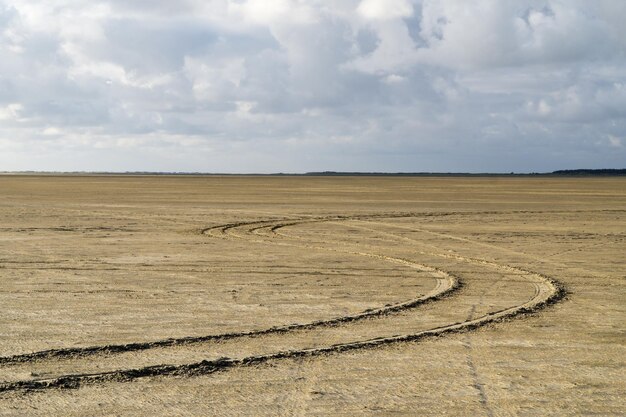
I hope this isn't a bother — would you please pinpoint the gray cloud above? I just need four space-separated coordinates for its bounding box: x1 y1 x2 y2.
0 0 624 172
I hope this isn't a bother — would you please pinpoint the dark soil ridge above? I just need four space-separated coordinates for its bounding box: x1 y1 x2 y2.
0 216 460 365
203 209 626 233
0 278 459 365
0 279 566 394
0 212 568 393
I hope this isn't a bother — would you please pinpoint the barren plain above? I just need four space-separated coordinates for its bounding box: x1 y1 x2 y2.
0 175 624 416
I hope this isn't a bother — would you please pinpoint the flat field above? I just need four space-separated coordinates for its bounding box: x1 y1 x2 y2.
0 175 624 416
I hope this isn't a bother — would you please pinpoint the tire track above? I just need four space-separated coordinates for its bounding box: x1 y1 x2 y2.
0 268 458 366
0 216 458 367
0 213 565 393
251 215 565 416
0 277 563 393
461 275 505 417
353 213 619 280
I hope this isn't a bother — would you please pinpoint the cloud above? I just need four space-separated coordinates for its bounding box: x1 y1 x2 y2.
608 135 622 148
357 0 414 21
0 103 23 121
0 0 624 172
415 0 621 69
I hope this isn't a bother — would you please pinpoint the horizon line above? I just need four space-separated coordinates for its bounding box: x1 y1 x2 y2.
1 169 625 177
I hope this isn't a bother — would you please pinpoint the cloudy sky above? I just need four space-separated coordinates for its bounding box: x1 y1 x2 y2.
1 0 625 172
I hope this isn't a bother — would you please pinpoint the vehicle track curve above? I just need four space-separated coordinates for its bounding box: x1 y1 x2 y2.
0 213 565 393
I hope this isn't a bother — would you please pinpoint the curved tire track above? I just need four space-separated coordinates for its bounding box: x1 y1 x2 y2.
0 213 565 393
0 250 458 366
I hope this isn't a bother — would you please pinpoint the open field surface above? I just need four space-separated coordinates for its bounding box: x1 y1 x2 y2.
0 175 624 416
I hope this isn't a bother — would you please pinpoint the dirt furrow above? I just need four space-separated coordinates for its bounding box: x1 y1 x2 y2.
0 213 565 393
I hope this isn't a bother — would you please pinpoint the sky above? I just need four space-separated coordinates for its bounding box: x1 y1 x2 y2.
0 0 625 173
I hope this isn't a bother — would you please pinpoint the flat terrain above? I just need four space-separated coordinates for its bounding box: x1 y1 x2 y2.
0 175 624 416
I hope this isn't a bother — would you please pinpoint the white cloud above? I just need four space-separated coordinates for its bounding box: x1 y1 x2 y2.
0 103 23 121
0 0 624 172
233 0 318 25
42 127 61 135
357 0 414 21
345 20 418 74
383 74 406 84
184 56 247 101
608 135 622 148
416 0 618 70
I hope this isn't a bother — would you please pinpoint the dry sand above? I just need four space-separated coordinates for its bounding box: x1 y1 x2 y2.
0 175 624 416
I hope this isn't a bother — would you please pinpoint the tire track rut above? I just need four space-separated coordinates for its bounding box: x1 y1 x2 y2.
0 213 565 393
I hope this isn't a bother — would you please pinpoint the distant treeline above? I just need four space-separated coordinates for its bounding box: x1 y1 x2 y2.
550 169 626 176
304 169 626 177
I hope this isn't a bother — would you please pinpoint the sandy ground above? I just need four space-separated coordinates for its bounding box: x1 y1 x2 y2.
0 175 624 416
